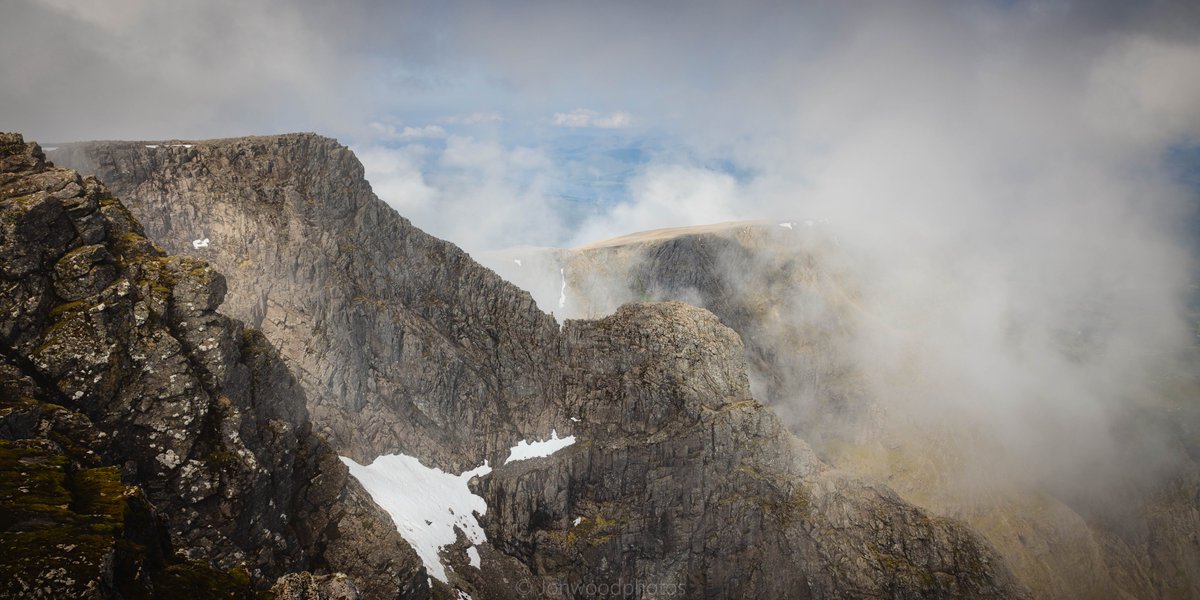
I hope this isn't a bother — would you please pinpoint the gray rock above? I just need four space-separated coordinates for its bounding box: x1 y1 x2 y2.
273 572 362 599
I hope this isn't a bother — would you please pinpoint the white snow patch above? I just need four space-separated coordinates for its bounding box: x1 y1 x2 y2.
779 222 794 229
505 430 576 464
466 545 481 569
570 416 580 422
42 146 58 152
513 259 523 267
192 238 210 249
145 145 158 149
168 144 194 148
558 268 567 309
573 517 582 527
340 454 492 583
456 591 474 600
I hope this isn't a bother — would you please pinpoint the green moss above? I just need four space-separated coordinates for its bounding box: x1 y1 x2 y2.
551 511 621 547
204 449 241 472
0 432 274 598
0 441 132 597
155 562 272 600
48 299 88 319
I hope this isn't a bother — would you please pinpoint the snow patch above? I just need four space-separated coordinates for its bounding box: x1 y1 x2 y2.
42 146 58 152
145 145 158 149
569 416 580 422
192 238 210 249
779 222 794 230
558 268 567 309
340 454 492 583
513 259 522 267
466 546 481 569
505 430 576 464
572 517 582 527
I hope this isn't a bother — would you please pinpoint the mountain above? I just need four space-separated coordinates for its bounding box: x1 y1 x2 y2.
41 133 1030 598
483 221 1200 600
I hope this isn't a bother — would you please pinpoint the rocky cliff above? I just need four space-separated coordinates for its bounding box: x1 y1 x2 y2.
1 134 425 598
46 134 1032 599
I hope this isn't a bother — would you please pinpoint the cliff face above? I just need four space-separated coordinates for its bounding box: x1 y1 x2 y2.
0 134 425 598
49 134 1032 599
51 136 564 471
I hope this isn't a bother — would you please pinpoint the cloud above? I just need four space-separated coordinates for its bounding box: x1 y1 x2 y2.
368 121 447 141
356 135 565 253
552 108 633 129
570 165 740 244
438 111 504 125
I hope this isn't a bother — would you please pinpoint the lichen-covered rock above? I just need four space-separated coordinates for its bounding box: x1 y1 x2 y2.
1 134 425 598
272 572 361 599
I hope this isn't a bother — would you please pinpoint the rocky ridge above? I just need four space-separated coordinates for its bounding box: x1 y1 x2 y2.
0 133 425 598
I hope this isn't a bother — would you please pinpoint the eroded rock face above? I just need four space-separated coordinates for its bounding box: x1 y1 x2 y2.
51 135 564 470
0 133 425 598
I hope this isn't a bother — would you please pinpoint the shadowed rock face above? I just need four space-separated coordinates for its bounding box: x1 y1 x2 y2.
49 134 1032 599
0 133 424 599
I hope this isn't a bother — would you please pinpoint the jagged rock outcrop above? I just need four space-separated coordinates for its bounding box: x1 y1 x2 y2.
50 136 563 470
477 302 1026 599
49 134 1033 599
0 134 425 598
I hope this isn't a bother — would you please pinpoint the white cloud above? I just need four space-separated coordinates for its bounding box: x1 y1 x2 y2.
552 108 632 129
368 121 447 141
439 111 504 125
357 135 565 253
571 165 742 245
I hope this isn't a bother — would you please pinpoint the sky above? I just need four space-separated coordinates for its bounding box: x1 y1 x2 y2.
4 0 1198 254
